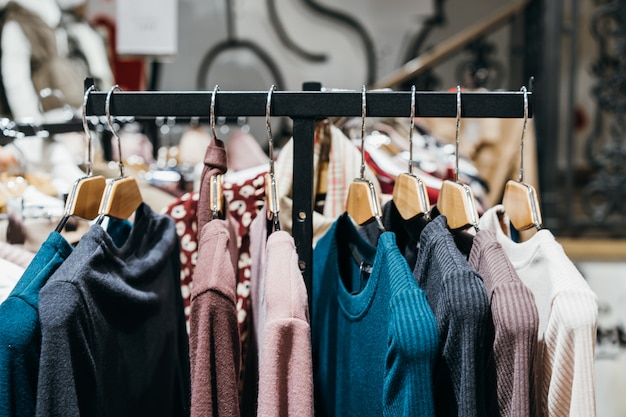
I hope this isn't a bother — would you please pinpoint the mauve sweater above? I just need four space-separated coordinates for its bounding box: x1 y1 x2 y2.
480 206 598 417
469 230 539 417
189 217 241 417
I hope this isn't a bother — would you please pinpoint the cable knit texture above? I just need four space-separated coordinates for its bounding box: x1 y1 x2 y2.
414 215 497 417
313 214 438 417
480 205 598 417
469 230 539 417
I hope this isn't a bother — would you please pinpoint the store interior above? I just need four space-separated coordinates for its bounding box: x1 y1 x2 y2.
0 0 624 415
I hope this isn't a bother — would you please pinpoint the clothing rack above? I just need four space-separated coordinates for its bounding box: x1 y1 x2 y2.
82 80 533 306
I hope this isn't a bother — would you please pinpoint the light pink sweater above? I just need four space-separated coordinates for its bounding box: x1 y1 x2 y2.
249 207 314 417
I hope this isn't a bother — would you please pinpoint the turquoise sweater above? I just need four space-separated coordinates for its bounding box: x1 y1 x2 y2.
312 213 438 417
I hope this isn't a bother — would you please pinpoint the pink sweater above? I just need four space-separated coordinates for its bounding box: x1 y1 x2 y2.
249 207 314 417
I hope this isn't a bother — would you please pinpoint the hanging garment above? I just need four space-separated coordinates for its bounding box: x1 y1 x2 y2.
413 215 497 417
197 138 228 234
468 230 540 417
36 203 190 417
480 206 598 417
189 216 240 417
249 207 313 417
0 232 71 417
275 124 382 247
312 213 438 417
0 220 130 417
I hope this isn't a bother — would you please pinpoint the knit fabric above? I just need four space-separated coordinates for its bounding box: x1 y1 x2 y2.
313 213 438 417
249 207 313 417
189 218 240 417
0 222 131 417
469 230 539 417
197 139 228 234
0 232 72 417
480 206 598 417
36 203 190 417
414 215 497 417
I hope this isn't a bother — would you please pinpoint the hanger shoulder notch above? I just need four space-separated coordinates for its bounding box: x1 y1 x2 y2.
502 180 542 231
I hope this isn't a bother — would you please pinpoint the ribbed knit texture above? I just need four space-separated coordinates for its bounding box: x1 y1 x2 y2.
189 218 241 417
469 230 539 417
414 215 497 417
312 213 438 417
249 207 313 417
36 203 190 417
480 206 598 417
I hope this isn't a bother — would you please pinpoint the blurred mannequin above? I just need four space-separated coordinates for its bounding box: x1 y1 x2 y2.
0 0 85 121
1 0 113 122
57 0 113 90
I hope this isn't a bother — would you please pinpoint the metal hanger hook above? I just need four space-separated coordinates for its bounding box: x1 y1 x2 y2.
82 85 96 176
105 84 125 177
266 84 277 174
210 85 219 141
454 85 461 183
409 85 416 175
360 85 367 179
519 85 529 182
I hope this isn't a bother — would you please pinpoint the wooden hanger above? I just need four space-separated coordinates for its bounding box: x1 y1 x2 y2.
345 86 385 230
96 85 142 224
392 85 432 221
265 85 281 233
209 85 225 220
55 85 106 232
436 86 480 231
502 85 542 230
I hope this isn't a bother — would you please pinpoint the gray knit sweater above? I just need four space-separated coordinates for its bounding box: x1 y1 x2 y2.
414 215 497 417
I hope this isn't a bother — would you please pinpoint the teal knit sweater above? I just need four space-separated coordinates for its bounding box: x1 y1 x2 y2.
312 213 438 417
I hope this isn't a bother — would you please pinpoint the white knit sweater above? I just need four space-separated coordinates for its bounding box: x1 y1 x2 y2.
480 205 598 417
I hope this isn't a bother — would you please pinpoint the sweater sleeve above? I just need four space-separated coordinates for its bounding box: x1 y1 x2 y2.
36 281 96 417
189 222 240 417
543 290 598 417
384 289 438 417
442 269 493 417
490 282 539 417
258 319 313 417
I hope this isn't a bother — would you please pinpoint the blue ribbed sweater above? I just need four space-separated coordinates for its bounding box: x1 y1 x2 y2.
312 213 438 417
